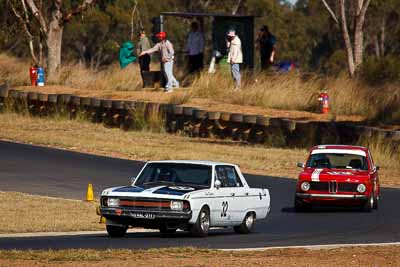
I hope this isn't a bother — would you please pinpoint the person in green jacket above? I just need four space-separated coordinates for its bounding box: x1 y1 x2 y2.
119 41 137 69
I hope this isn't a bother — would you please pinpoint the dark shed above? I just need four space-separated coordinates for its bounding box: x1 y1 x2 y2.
160 12 256 69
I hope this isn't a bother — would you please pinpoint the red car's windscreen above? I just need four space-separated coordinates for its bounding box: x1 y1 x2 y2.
306 153 368 170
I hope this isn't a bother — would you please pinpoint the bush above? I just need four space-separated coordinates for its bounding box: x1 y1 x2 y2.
361 56 400 85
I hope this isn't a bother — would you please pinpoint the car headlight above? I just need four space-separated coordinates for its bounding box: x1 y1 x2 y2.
301 182 310 191
357 184 366 193
107 198 120 207
170 200 183 211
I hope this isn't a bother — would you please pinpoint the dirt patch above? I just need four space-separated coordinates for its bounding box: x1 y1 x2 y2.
0 246 399 266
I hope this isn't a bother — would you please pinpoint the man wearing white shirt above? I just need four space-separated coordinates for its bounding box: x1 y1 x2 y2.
185 22 205 74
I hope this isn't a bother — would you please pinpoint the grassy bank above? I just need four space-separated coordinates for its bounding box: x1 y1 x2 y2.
0 192 102 233
1 53 399 124
0 246 399 266
0 112 399 186
0 112 307 178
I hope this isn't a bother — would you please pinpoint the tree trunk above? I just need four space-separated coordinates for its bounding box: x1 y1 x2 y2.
379 17 386 57
339 0 356 77
46 2 64 77
353 3 364 69
373 34 380 58
46 24 63 76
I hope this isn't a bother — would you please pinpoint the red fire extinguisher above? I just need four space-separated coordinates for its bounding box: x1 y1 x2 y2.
318 91 329 114
29 66 37 86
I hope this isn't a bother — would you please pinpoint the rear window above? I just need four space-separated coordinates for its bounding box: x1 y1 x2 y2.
306 153 368 170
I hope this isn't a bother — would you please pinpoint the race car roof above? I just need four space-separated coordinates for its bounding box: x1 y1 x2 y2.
311 145 368 151
311 149 367 157
147 160 238 167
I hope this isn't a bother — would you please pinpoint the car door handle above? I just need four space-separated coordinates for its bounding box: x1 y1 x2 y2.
231 193 235 196
245 192 249 196
205 192 214 196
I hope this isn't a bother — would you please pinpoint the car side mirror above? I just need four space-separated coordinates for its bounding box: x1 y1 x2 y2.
130 176 136 185
215 179 222 189
297 162 305 168
375 166 380 171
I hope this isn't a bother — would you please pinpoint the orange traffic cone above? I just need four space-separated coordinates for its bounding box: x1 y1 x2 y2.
86 183 94 201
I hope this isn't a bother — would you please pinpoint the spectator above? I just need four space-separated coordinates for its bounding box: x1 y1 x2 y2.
185 21 205 74
119 41 136 69
256 25 276 70
137 29 152 74
140 31 179 92
226 29 243 89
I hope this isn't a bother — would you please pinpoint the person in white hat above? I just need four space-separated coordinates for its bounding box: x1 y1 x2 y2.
226 29 243 89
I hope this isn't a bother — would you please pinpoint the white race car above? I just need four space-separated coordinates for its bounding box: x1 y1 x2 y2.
100 160 271 237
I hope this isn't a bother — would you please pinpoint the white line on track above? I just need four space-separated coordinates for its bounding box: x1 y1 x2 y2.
1 230 400 251
0 229 157 238
220 242 400 251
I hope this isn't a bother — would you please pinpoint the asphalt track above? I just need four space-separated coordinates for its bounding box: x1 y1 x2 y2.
1 140 400 250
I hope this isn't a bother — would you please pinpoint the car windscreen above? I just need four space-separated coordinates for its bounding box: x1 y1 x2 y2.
135 163 212 188
306 153 368 170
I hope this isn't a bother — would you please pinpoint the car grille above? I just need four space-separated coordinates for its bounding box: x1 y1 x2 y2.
338 183 359 193
102 197 171 211
309 182 329 191
119 198 171 210
309 182 359 193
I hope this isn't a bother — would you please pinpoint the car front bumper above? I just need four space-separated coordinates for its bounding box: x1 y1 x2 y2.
296 193 368 200
100 207 192 220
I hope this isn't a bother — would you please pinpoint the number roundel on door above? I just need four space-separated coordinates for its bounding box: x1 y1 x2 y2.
221 201 228 217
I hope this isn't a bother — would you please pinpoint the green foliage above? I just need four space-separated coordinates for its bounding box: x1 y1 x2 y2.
361 56 400 85
1 0 400 76
323 50 348 76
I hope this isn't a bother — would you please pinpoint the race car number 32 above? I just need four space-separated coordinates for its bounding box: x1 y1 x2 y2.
130 212 155 219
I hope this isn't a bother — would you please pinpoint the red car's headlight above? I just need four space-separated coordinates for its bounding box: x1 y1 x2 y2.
301 182 310 191
357 184 366 193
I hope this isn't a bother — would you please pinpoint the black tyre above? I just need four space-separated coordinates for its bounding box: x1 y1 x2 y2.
373 193 379 210
294 197 311 212
362 194 374 212
189 206 210 237
234 212 255 234
159 224 177 235
106 225 127 238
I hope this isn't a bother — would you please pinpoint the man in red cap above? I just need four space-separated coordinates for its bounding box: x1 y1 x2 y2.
140 31 179 92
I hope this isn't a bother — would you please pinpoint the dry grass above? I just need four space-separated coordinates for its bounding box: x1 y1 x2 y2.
2 53 399 123
0 112 399 186
0 246 399 266
0 112 306 178
0 54 30 86
0 192 102 233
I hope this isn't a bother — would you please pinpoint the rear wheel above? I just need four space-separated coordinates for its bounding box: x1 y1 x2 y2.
234 212 255 234
189 206 210 237
106 225 128 238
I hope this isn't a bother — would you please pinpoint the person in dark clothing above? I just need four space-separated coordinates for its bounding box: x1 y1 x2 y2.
185 22 205 74
256 25 276 70
137 29 151 73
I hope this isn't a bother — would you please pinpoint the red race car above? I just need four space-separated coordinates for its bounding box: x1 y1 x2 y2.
295 145 380 212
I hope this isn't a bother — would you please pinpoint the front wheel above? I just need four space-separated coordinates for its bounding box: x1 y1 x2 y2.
361 194 374 212
189 206 210 237
234 212 255 234
159 224 177 235
294 197 312 212
106 225 127 238
373 193 379 210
